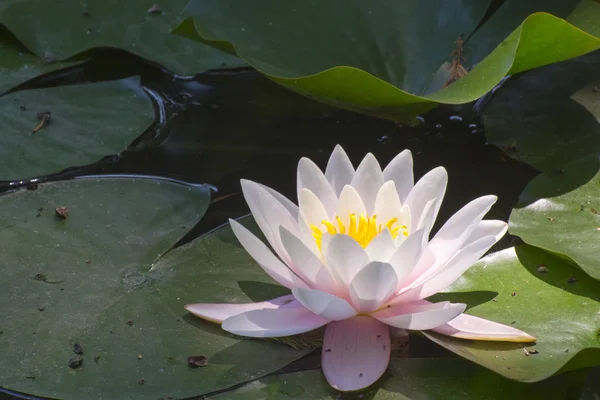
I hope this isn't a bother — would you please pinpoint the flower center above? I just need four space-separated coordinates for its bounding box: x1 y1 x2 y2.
310 214 408 250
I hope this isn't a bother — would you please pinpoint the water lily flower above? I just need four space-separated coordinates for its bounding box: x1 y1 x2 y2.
186 145 536 392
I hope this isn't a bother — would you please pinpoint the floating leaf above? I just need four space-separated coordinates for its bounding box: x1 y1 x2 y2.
173 0 600 120
0 0 244 76
0 78 152 181
0 179 310 400
426 244 600 382
509 155 600 280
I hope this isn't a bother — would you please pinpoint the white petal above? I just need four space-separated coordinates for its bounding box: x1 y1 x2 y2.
383 149 413 203
185 295 298 324
280 226 339 294
373 181 403 225
405 167 447 234
299 188 330 230
372 301 465 330
230 219 309 289
431 312 536 342
260 184 298 220
241 180 298 264
365 229 396 262
350 153 385 214
335 185 367 227
428 195 497 268
322 317 391 392
292 288 357 320
297 157 337 216
325 234 370 287
388 228 426 285
222 306 330 338
348 262 398 313
465 220 508 245
325 145 355 197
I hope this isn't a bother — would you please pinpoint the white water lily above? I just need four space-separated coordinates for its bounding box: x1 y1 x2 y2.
185 145 535 392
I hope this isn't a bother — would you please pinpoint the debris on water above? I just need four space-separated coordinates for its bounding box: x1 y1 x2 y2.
127 320 134 326
138 378 145 385
435 124 442 129
524 348 539 356
73 343 84 355
468 123 477 129
449 115 463 121
147 4 162 14
536 265 548 273
69 354 83 369
33 111 51 133
567 275 577 284
137 354 143 360
187 355 208 368
38 305 45 311
55 206 68 219
26 183 38 191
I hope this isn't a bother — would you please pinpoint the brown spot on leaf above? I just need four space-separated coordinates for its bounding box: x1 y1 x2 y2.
127 320 134 326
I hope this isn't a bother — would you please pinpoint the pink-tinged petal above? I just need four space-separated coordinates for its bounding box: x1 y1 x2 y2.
366 229 396 262
335 185 367 228
372 300 465 330
280 226 339 294
322 316 391 392
297 157 337 216
260 184 298 220
428 195 497 268
292 288 357 321
396 235 497 303
325 145 355 197
382 149 413 204
349 262 398 313
325 234 370 287
350 153 385 214
240 180 299 265
405 167 447 235
230 219 309 289
222 306 329 338
299 188 330 230
431 313 536 342
184 294 297 324
388 228 426 285
373 181 403 226
465 220 508 246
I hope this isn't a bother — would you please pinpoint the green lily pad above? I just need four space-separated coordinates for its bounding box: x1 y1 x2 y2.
0 179 311 400
208 358 573 399
483 49 600 173
0 77 152 181
0 0 244 76
173 0 600 121
425 244 600 382
509 155 600 280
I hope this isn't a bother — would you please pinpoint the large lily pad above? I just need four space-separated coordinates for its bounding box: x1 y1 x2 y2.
173 0 600 120
0 77 153 181
0 0 244 76
208 358 573 399
0 179 311 400
509 155 600 280
426 244 600 382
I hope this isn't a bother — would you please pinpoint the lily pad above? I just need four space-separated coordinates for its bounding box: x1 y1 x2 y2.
0 178 312 400
208 358 573 399
482 49 600 173
425 244 600 382
509 155 600 280
173 0 600 120
0 77 153 181
0 0 244 76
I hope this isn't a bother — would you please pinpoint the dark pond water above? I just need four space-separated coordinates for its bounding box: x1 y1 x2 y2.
0 50 538 400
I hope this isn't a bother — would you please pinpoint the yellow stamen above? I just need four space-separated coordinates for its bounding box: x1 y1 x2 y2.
310 213 409 251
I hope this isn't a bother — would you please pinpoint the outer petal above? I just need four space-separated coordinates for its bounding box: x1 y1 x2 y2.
184 294 297 324
230 219 309 289
325 145 355 197
372 301 465 330
382 149 413 203
292 288 357 321
297 157 337 216
431 313 536 342
465 220 508 245
222 306 330 338
326 234 370 287
350 153 385 214
280 226 339 294
335 185 367 228
365 229 396 262
260 184 298 220
404 167 448 235
349 262 398 313
322 316 391 392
